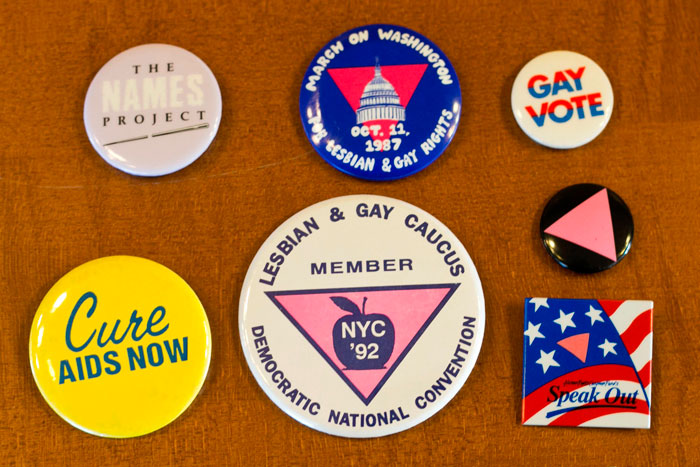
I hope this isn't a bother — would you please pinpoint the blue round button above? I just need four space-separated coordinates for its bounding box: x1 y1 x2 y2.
300 24 462 181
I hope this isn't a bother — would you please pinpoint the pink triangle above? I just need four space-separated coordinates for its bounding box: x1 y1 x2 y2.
327 64 428 112
327 64 427 146
557 333 590 363
544 188 617 261
269 285 454 403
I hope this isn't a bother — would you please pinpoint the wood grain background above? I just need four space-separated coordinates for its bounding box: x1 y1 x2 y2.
1 0 699 465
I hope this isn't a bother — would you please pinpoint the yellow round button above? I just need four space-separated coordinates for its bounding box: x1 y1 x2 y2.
29 256 211 438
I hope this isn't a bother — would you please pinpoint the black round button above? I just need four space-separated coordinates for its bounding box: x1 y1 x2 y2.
540 184 633 273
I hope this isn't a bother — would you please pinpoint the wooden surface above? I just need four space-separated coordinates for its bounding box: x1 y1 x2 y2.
2 0 699 465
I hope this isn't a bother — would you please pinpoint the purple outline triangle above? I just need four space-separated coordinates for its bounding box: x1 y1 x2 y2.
266 283 459 406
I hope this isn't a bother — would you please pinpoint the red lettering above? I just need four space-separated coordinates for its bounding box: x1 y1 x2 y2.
570 95 587 109
527 74 549 88
526 102 548 118
553 71 568 83
588 92 602 106
565 66 585 81
548 99 573 114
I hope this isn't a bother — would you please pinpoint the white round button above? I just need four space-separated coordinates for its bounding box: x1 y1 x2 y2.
84 44 222 176
511 50 613 149
239 195 485 437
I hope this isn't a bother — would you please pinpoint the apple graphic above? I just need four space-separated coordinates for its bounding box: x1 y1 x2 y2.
331 296 395 370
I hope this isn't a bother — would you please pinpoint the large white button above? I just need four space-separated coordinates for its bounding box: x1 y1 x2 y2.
239 195 485 437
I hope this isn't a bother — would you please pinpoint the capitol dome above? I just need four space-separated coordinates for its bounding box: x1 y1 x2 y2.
356 63 406 124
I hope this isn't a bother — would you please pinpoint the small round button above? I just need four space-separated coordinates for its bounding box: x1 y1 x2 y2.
299 24 462 180
540 184 633 273
84 44 222 176
29 256 211 437
511 50 613 149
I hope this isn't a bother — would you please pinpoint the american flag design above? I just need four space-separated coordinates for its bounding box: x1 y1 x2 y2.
522 298 653 428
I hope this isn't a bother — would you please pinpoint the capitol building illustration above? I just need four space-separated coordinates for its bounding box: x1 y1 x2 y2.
356 62 406 124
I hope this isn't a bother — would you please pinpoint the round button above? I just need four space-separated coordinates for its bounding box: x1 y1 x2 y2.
300 24 462 180
29 256 211 438
540 184 633 273
239 195 484 437
511 50 613 149
84 44 222 176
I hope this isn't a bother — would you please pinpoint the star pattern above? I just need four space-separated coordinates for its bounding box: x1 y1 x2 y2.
524 321 545 345
530 298 549 312
536 349 560 374
599 338 617 357
553 309 576 333
585 305 604 326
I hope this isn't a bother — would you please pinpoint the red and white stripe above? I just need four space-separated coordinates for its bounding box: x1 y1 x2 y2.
599 300 653 404
522 364 649 428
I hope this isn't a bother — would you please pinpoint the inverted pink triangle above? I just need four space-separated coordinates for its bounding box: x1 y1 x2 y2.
557 333 590 363
544 188 617 261
327 64 428 112
271 287 452 401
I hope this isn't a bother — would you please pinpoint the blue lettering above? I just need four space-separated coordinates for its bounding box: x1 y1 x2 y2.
65 291 170 351
528 83 551 98
104 350 121 375
147 343 164 367
127 346 146 371
76 354 84 380
164 337 188 362
85 354 102 379
65 292 97 352
531 113 546 127
96 314 133 347
59 359 76 384
527 75 551 98
551 78 574 95
328 409 340 424
548 100 574 123
526 103 548 127
605 387 621 403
